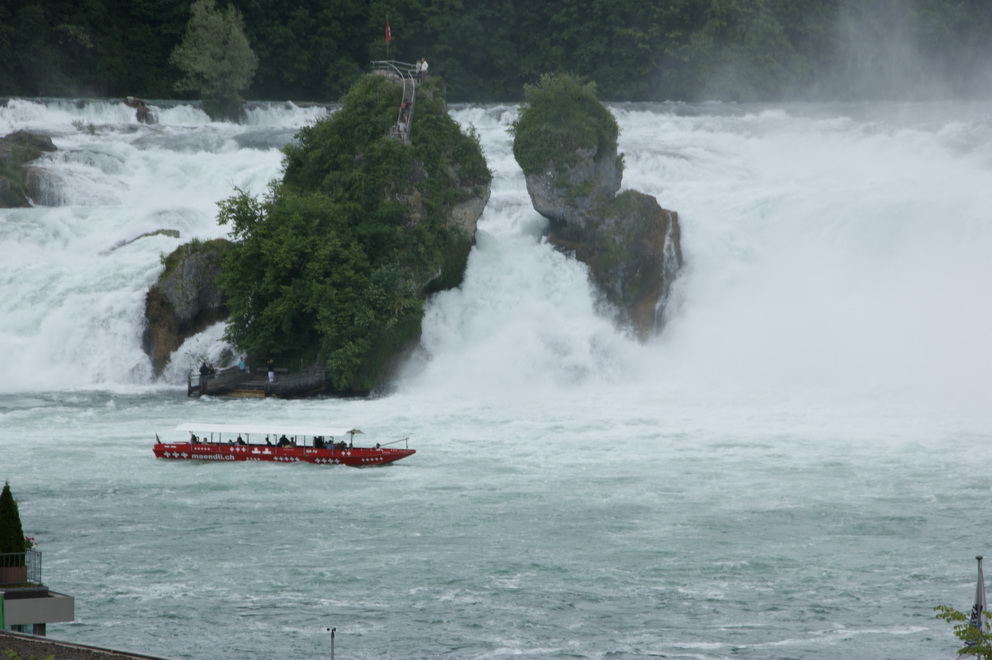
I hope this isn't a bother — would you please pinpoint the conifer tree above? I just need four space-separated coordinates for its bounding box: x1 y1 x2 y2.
170 0 258 121
0 481 27 564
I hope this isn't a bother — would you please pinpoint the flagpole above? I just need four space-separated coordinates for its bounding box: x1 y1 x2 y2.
969 555 987 644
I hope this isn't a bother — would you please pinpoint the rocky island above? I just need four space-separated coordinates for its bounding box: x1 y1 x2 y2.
145 69 492 395
511 74 682 338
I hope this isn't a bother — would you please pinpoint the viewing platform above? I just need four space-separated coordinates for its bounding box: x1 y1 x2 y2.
370 60 419 143
1 550 75 636
187 364 327 398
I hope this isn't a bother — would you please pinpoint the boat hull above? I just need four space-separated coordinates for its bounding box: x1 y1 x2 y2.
153 442 414 466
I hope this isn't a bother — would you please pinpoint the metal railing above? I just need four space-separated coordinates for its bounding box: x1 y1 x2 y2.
0 550 42 586
370 60 418 143
188 365 252 396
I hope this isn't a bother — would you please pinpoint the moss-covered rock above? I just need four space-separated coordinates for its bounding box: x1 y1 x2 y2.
0 131 56 207
143 238 235 376
512 74 682 339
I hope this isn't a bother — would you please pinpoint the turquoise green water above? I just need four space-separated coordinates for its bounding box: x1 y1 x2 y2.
1 389 988 659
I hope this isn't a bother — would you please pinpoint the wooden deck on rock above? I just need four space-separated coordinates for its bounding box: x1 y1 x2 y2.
188 366 326 398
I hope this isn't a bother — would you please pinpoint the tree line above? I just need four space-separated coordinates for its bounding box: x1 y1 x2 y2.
1 0 990 104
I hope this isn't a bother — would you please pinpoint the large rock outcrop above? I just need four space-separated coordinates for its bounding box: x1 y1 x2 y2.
145 72 492 394
513 74 682 338
143 239 235 376
0 131 56 207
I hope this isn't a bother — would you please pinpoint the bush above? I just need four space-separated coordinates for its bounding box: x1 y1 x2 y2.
511 73 619 175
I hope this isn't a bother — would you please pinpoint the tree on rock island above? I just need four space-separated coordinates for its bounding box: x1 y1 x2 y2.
170 0 258 121
218 74 491 395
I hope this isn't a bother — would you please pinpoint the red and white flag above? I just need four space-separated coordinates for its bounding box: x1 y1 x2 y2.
385 20 392 44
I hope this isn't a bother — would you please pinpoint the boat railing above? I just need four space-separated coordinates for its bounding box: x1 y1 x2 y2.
0 549 42 586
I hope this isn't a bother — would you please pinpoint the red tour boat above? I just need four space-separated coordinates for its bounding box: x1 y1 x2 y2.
153 423 415 467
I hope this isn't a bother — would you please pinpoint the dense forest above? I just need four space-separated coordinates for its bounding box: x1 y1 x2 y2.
1 0 991 103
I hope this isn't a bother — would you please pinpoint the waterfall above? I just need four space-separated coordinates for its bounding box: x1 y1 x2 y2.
2 98 991 422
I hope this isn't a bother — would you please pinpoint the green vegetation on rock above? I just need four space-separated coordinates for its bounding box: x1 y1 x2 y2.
218 73 490 395
510 74 619 176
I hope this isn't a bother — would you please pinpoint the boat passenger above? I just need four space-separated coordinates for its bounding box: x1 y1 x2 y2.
278 434 290 447
236 436 246 445
265 436 273 446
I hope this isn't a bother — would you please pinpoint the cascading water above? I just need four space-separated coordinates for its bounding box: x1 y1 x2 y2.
0 99 324 390
1 97 991 659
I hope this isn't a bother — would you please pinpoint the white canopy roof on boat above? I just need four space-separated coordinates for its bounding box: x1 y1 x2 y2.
175 423 360 438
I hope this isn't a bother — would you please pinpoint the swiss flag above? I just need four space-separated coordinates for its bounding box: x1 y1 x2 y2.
386 20 392 44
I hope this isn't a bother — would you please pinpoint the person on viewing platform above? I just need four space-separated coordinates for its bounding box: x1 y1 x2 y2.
267 358 275 383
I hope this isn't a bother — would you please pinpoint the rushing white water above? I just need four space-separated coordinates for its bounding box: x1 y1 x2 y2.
1 97 991 659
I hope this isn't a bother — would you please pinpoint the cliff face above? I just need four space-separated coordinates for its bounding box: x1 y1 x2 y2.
0 131 56 207
513 75 682 339
524 146 622 224
143 239 234 376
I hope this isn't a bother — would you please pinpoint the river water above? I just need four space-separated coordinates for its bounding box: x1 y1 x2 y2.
1 97 991 659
